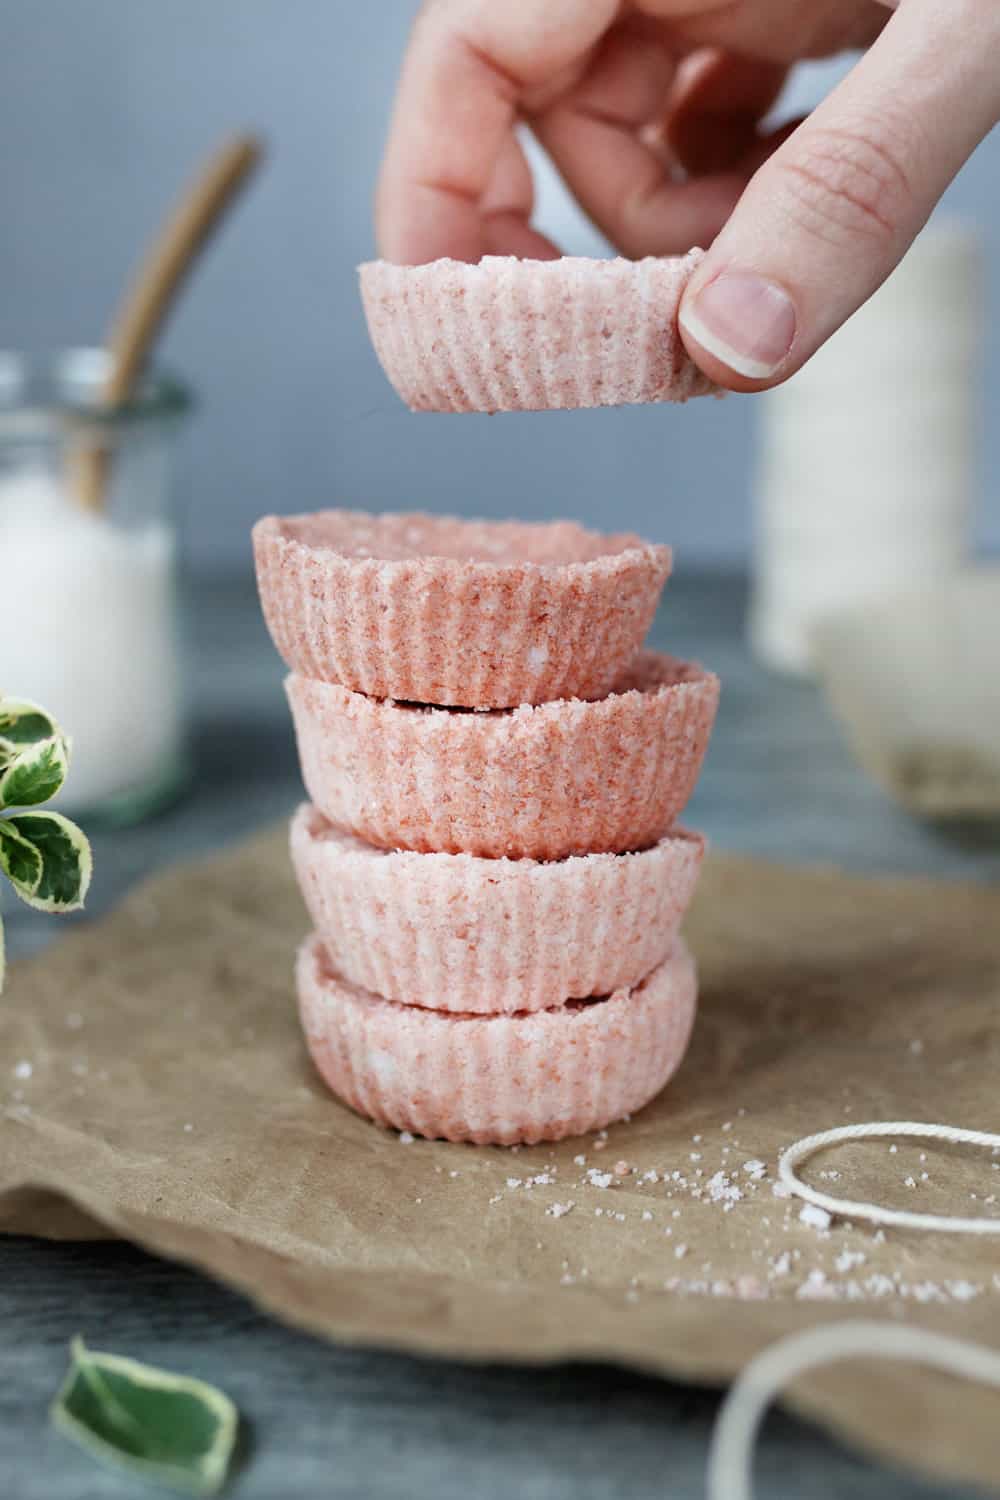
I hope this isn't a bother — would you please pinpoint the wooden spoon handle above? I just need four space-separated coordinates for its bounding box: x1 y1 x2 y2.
76 134 262 512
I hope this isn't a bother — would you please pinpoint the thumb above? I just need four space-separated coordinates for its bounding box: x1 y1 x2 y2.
678 0 1000 390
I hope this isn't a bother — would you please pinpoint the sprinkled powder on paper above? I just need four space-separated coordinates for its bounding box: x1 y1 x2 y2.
547 1202 574 1219
674 1244 688 1259
799 1204 832 1231
398 1131 415 1145
585 1169 614 1189
13 1062 32 1081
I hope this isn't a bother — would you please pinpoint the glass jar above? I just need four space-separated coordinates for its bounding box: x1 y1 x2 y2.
0 349 193 824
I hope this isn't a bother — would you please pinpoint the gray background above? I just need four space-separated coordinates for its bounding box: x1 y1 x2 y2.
2 0 998 570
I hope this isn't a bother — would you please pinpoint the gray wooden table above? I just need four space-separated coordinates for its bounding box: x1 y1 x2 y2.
2 572 996 1500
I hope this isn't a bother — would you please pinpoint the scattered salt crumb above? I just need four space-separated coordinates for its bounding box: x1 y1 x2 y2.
692 1134 703 1144
772 1181 791 1199
799 1204 832 1231
910 1039 924 1055
593 1139 607 1152
183 1122 193 1133
689 1153 702 1162
573 1154 586 1167
818 1169 841 1182
449 1170 461 1179
770 1252 792 1277
613 1160 631 1177
547 1201 574 1219
642 1169 659 1184
13 1061 32 1081
414 1197 422 1204
642 1210 653 1222
889 1144 898 1154
742 1160 766 1180
946 1281 979 1303
585 1169 614 1190
506 1177 523 1189
722 1121 733 1132
488 1194 502 1205
904 1175 917 1189
835 1250 866 1273
797 1270 832 1301
707 1171 743 1207
674 1244 688 1259
873 1230 886 1245
398 1131 415 1145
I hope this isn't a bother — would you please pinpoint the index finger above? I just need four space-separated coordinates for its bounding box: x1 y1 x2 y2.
375 0 617 264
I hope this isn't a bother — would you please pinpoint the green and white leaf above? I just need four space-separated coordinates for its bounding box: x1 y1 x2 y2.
5 811 91 912
0 734 69 810
52 1337 239 1497
0 820 43 902
0 697 61 765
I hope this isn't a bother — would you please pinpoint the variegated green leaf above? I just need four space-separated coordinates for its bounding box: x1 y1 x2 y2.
52 1337 239 1497
0 734 69 809
0 697 60 764
5 811 91 912
0 820 43 902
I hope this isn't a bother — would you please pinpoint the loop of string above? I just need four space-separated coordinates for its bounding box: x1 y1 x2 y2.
707 1122 1000 1495
777 1121 1000 1234
707 1321 1000 1500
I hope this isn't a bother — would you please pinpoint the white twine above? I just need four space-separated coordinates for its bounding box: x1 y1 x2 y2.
778 1121 1000 1234
706 1121 1000 1496
707 1320 1000 1500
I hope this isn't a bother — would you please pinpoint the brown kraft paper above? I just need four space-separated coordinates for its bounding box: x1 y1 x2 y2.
1 825 998 1492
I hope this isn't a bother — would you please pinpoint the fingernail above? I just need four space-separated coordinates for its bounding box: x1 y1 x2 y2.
680 273 796 380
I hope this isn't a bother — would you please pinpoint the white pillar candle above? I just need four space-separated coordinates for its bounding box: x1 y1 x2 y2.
749 222 983 675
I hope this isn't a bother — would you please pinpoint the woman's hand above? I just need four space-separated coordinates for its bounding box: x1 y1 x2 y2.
376 0 1000 389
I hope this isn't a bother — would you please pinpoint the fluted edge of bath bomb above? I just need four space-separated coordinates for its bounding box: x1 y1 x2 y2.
254 509 671 708
291 803 705 1012
359 253 718 412
286 650 720 859
297 933 698 1145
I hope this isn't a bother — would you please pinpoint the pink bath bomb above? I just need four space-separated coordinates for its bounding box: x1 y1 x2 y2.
291 803 705 1013
287 651 719 860
297 933 698 1145
359 253 718 413
253 509 671 709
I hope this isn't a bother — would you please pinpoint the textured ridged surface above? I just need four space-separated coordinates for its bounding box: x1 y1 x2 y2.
253 510 671 708
287 651 720 860
291 803 705 1012
297 934 698 1145
359 254 719 412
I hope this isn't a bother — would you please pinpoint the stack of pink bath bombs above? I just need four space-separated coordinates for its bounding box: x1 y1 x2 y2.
252 252 721 1146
